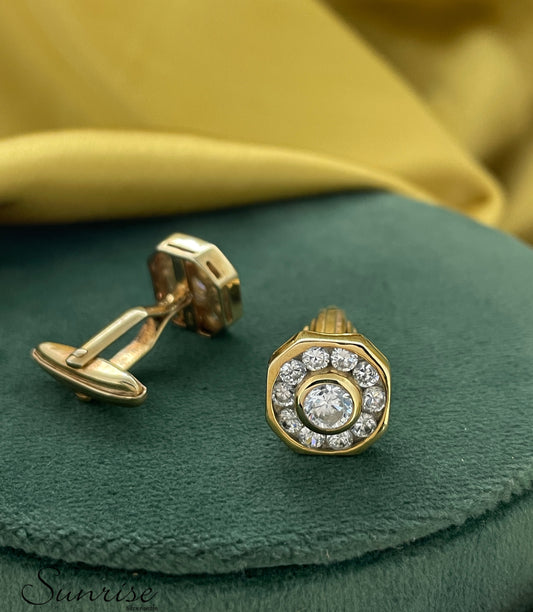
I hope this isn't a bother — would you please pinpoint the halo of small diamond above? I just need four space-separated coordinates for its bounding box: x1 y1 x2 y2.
362 386 386 413
298 427 326 448
351 413 377 438
327 430 354 450
272 381 295 407
278 408 303 435
353 360 380 387
331 348 358 372
279 359 307 385
302 347 329 371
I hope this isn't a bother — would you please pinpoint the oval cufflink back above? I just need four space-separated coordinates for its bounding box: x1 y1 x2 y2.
32 234 242 406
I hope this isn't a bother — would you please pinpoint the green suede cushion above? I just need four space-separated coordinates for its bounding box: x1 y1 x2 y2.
1 193 532 610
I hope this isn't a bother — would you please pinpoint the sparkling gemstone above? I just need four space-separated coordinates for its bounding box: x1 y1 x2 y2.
327 430 354 450
363 386 386 413
278 408 302 435
353 360 380 387
279 359 307 385
302 347 329 371
331 348 358 372
302 383 353 431
298 426 326 448
272 381 294 407
351 413 377 438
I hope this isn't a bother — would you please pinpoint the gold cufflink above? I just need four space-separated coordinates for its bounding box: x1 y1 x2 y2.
32 234 242 406
266 307 390 455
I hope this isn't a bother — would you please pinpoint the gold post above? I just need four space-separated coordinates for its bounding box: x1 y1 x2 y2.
307 307 355 334
66 287 192 372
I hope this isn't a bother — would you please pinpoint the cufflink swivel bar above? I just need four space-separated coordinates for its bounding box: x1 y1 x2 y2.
32 234 242 406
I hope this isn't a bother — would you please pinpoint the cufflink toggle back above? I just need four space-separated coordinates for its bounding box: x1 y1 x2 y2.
32 234 242 405
266 307 390 455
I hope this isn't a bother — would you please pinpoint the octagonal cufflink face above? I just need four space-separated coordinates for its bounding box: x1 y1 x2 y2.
149 233 242 337
266 309 390 455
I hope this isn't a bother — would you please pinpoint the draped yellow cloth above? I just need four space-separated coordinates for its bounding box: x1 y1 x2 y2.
0 1 531 241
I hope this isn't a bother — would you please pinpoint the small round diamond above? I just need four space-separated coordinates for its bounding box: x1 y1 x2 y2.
363 386 386 413
331 348 358 372
302 383 353 431
353 360 380 387
327 430 354 450
278 408 302 435
279 359 307 385
298 427 325 448
302 347 329 371
272 381 294 407
351 413 377 438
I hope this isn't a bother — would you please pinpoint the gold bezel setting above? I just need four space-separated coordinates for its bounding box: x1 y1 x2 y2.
266 309 391 455
295 372 362 435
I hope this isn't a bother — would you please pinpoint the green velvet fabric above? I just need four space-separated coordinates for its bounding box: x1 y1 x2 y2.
1 493 532 611
1 193 532 610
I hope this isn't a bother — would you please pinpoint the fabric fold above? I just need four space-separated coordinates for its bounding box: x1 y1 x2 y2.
0 129 500 223
0 1 504 226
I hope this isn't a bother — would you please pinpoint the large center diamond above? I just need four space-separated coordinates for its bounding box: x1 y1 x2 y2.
302 383 353 431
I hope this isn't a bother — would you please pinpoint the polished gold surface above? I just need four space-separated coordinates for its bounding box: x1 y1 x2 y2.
32 233 242 406
149 233 242 336
266 307 390 455
307 306 354 334
32 342 147 406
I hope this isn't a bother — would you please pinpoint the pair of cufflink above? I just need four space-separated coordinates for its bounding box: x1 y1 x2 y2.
32 234 390 456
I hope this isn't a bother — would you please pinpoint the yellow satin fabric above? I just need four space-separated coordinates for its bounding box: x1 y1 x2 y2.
0 1 530 241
